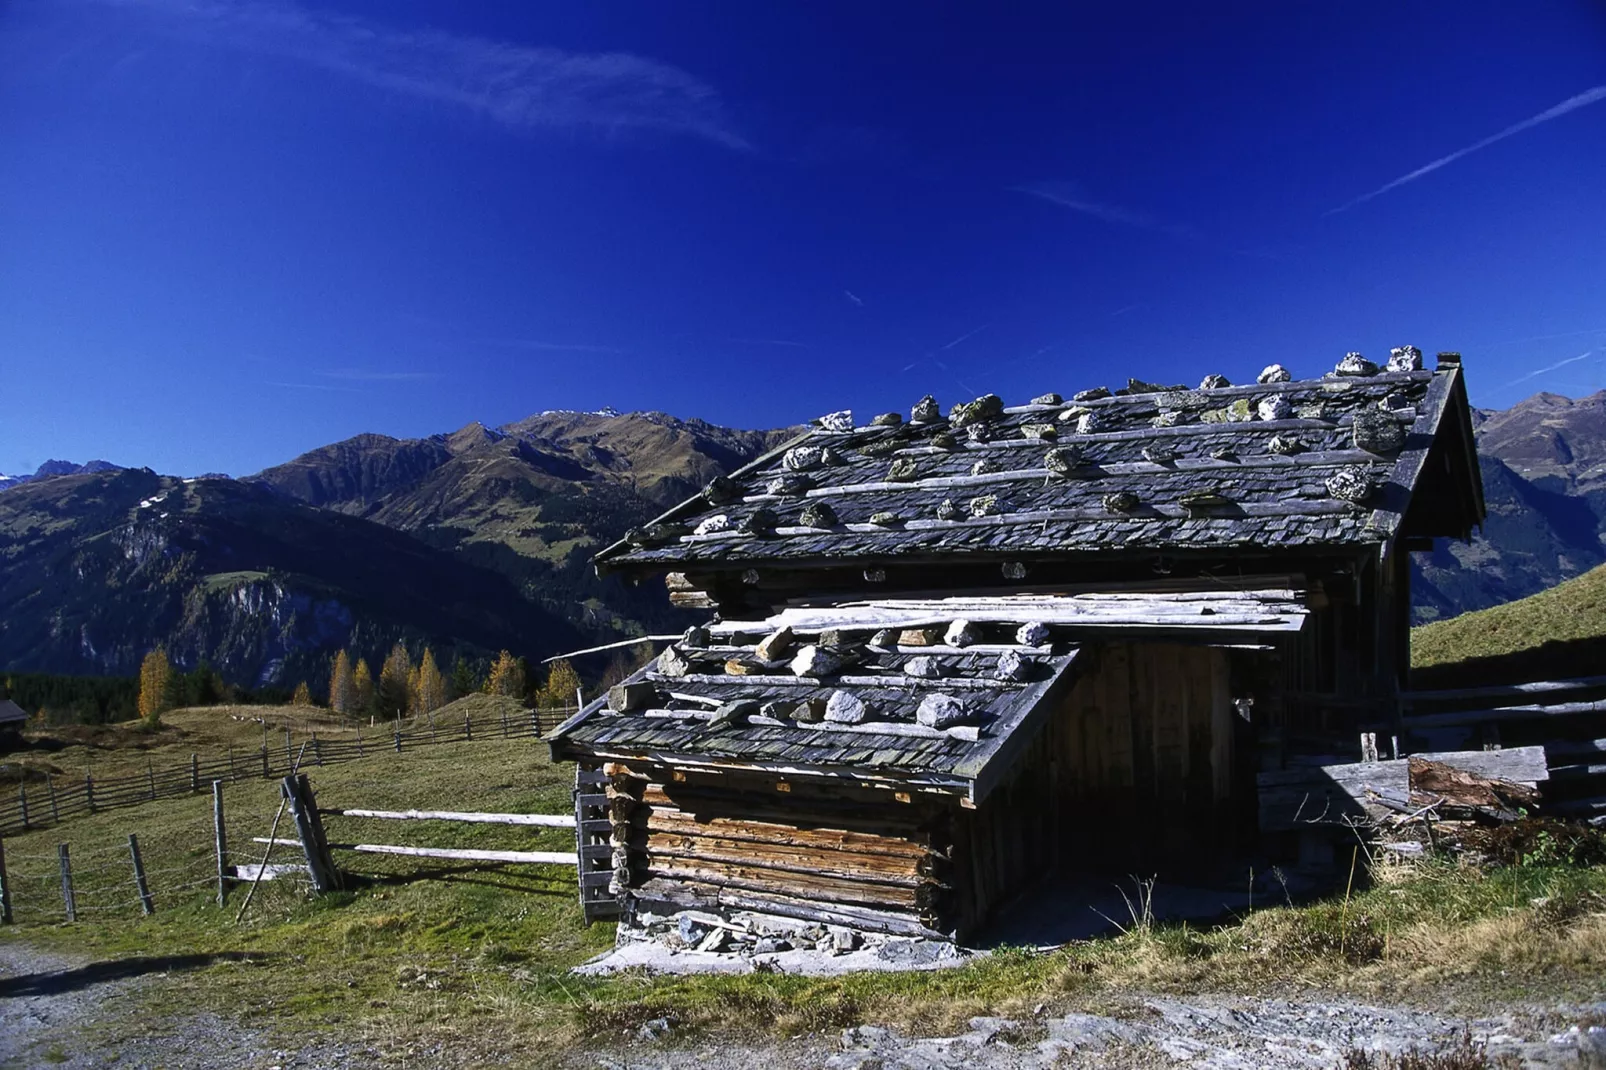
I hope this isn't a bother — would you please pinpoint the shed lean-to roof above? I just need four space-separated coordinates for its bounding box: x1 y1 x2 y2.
0 698 27 725
549 586 1308 801
594 350 1483 572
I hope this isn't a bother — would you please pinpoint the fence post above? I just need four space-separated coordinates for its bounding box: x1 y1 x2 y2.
128 834 154 916
282 775 338 894
0 837 12 924
356 727 364 758
17 782 28 830
213 780 229 907
147 761 157 800
47 776 59 824
260 747 269 779
428 713 437 744
58 844 76 922
284 729 293 770
394 726 402 753
501 709 509 738
530 707 539 736
228 744 236 781
191 754 200 793
464 716 472 742
85 775 95 814
312 733 322 766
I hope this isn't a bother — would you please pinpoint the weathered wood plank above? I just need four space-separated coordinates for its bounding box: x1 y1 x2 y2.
322 808 577 827
333 844 580 865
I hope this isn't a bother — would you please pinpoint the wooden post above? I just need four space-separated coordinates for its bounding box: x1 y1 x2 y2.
212 780 229 907
228 744 236 781
84 775 95 814
282 775 338 894
58 844 76 922
147 761 157 799
128 834 154 916
47 776 59 824
355 727 364 758
0 837 12 924
464 716 472 742
393 726 402 752
260 747 270 778
17 782 28 830
500 709 509 738
191 754 200 793
284 729 293 770
427 713 436 743
312 733 322 766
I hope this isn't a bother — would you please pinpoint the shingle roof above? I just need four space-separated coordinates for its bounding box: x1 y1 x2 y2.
596 354 1478 572
0 699 27 725
549 586 1308 800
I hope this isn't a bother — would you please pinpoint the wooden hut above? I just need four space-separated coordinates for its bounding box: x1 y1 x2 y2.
550 349 1485 942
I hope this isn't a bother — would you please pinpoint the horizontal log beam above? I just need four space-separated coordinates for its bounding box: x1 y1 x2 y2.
321 808 576 828
331 843 579 865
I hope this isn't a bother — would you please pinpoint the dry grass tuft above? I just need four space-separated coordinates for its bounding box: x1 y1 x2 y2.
1343 1031 1521 1069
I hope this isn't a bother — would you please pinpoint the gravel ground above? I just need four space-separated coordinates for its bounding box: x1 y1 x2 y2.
6 935 1605 1069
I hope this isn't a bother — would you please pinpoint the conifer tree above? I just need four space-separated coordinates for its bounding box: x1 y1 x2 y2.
486 650 525 699
291 680 313 707
353 658 375 716
540 659 583 708
378 642 414 718
449 656 476 699
329 649 356 714
415 647 447 715
137 648 171 725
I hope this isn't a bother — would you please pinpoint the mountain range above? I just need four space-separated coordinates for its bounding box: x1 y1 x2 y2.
1 391 1601 689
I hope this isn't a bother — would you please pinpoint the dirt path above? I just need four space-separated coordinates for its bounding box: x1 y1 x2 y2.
0 936 384 1069
5 935 1604 1068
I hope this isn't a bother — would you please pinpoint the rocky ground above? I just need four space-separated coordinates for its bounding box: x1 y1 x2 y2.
5 938 1605 1069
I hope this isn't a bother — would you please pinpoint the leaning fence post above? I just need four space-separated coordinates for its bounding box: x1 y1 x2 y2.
47 776 59 824
58 844 76 922
0 837 12 924
282 775 338 894
17 782 28 830
213 780 229 907
129 834 154 916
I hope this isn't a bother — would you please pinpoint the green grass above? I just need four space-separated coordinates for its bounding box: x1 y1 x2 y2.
6 724 1605 1060
1413 562 1606 671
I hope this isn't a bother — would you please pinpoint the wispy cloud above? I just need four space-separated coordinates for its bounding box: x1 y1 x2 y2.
475 338 624 354
266 380 363 393
316 368 441 382
939 324 988 351
1013 183 1199 239
1496 351 1595 391
112 0 749 150
1328 86 1606 215
843 290 865 307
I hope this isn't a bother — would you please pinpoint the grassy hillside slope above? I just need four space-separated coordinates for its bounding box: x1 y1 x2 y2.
1412 562 1606 683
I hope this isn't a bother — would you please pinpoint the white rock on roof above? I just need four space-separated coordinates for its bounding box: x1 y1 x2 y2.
1257 364 1292 384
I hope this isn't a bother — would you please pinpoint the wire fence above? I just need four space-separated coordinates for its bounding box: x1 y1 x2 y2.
1 705 577 838
0 785 313 925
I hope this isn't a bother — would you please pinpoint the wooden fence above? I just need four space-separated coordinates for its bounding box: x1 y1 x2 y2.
1403 674 1606 825
0 705 576 838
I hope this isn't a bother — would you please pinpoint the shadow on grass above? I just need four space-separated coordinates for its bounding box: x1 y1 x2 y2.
0 952 264 998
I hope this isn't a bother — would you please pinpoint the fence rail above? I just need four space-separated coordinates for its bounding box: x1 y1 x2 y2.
1 705 575 838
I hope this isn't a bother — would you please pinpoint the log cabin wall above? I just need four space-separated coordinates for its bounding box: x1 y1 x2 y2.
606 765 960 938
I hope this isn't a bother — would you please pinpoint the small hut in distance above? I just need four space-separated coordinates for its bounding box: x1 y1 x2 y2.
550 348 1485 943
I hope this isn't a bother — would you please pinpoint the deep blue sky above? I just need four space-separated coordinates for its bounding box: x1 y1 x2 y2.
3 1 1604 477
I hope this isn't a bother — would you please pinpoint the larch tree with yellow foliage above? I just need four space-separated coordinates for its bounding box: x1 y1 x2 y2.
486 650 525 699
378 642 413 718
329 649 355 714
540 659 582 708
137 647 172 725
413 647 447 715
353 658 374 716
290 681 313 707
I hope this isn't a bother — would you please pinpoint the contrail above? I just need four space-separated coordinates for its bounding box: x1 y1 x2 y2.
1328 86 1606 214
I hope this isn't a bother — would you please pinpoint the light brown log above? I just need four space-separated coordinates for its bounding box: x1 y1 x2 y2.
644 861 932 910
333 843 579 865
321 807 576 827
